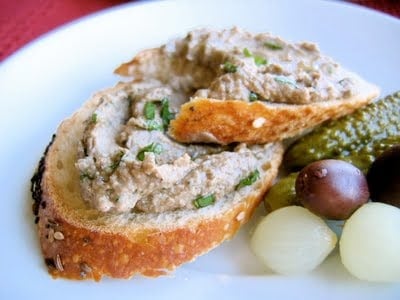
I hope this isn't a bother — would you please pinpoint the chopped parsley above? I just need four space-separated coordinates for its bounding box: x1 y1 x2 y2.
249 91 259 102
193 194 216 209
274 75 298 88
136 143 163 161
160 98 174 130
223 61 238 73
264 41 283 50
235 170 260 190
144 102 156 120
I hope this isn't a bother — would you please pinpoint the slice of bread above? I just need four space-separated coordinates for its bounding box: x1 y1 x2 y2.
32 82 284 280
115 28 379 145
168 89 377 145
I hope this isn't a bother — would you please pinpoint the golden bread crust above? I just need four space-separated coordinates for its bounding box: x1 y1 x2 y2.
38 181 274 280
169 94 378 145
33 83 284 280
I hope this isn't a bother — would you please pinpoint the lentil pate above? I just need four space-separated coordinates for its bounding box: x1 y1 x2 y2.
136 27 359 104
76 80 268 213
76 27 362 213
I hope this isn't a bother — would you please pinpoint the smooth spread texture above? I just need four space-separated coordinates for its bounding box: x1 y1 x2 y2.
76 81 268 213
122 27 362 104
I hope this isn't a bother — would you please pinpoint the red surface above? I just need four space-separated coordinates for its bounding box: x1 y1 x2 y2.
0 0 131 62
0 0 399 62
350 0 400 17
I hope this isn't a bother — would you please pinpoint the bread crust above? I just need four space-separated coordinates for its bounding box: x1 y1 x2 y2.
33 84 284 280
169 93 378 145
116 47 379 145
37 179 276 280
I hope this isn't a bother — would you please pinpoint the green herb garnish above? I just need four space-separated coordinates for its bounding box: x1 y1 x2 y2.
144 102 156 120
146 120 163 131
91 113 97 124
274 75 297 88
161 98 174 130
193 194 216 209
254 55 267 66
249 91 259 102
235 170 260 190
243 48 253 57
243 48 267 66
109 151 125 172
80 172 95 181
137 143 163 161
223 61 238 73
264 41 283 50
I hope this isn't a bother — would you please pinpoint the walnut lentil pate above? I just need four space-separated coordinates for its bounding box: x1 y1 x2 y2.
76 27 360 213
76 80 268 213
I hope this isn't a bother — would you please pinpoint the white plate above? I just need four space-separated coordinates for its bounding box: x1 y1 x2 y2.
1 0 400 299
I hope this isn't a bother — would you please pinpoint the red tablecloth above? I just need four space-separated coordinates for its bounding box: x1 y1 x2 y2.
0 0 399 62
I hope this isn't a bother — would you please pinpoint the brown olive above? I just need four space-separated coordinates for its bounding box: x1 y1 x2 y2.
367 145 400 208
295 159 369 220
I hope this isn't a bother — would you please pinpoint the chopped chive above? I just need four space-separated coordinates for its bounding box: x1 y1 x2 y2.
243 48 267 66
223 61 238 73
80 172 95 181
243 47 253 57
161 98 174 130
254 55 267 66
193 194 216 209
274 75 297 88
109 151 124 172
137 143 163 161
249 91 259 102
235 170 260 190
144 102 156 120
264 41 283 50
338 78 351 86
91 113 97 124
146 120 163 131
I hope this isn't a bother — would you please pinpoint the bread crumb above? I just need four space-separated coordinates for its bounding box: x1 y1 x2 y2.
252 117 266 128
236 211 245 221
120 254 130 264
54 231 64 240
72 254 80 263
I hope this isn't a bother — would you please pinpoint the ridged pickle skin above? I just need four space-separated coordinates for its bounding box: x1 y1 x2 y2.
285 92 400 173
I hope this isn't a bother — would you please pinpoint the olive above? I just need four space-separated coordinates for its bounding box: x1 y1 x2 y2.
367 144 400 207
295 159 369 220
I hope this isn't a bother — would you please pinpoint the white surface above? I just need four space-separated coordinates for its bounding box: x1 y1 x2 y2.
0 0 400 299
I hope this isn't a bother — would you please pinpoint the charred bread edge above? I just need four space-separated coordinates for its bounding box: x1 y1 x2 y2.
32 142 283 280
31 134 56 224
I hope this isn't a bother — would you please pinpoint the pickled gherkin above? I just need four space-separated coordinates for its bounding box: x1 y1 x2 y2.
285 91 400 173
264 172 300 212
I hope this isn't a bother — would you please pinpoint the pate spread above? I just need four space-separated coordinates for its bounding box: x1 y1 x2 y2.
76 27 358 213
136 27 357 104
76 80 267 213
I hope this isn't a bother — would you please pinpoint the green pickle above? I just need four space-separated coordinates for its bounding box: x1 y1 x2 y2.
285 91 400 173
264 172 300 212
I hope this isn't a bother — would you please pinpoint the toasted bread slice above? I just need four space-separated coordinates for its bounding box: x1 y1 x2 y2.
31 82 284 280
168 89 377 144
115 28 379 144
